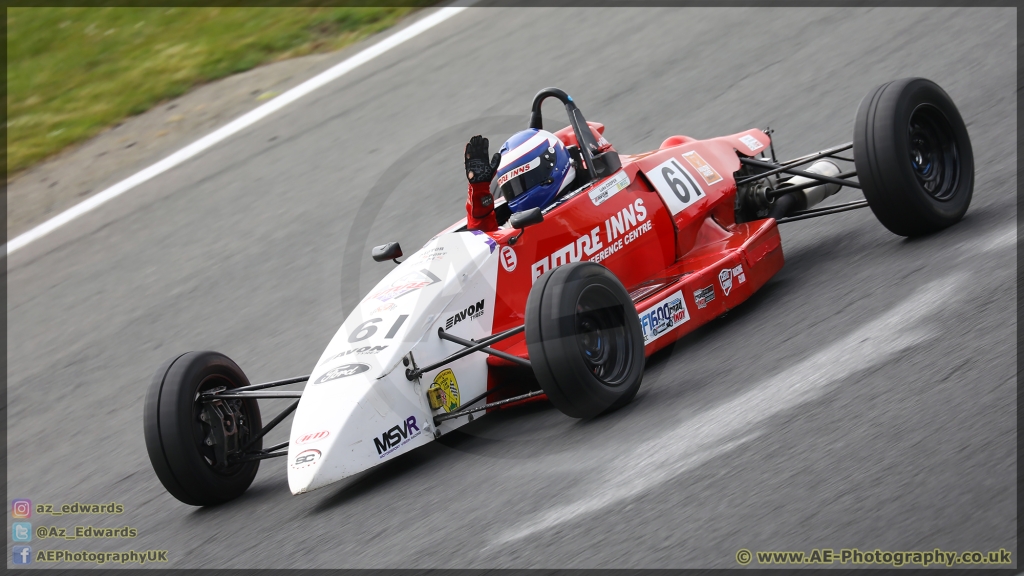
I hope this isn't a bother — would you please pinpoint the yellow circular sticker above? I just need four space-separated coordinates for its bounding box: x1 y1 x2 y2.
429 368 461 413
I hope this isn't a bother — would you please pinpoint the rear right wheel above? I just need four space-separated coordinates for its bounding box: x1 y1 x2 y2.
854 77 974 236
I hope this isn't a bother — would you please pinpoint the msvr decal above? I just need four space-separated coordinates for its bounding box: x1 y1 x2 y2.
373 416 421 458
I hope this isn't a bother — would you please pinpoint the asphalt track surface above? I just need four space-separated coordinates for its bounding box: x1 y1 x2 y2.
7 7 1016 569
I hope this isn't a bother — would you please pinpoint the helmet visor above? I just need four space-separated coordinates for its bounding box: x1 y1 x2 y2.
497 153 556 203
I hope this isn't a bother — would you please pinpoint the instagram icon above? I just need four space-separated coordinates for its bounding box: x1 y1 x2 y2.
11 499 31 519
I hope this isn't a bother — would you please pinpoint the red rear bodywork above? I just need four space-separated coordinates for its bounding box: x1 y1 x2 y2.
475 126 784 404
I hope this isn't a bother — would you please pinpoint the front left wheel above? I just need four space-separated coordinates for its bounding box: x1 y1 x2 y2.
525 262 645 419
143 351 262 506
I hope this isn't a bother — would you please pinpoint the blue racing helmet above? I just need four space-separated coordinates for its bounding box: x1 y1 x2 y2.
494 129 575 213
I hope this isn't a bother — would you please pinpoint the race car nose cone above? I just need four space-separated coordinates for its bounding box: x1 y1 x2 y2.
286 367 431 495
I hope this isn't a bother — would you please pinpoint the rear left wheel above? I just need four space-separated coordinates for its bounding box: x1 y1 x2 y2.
854 77 974 236
525 262 645 419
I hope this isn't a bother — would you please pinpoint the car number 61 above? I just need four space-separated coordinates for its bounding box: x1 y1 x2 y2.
349 315 409 343
646 156 705 216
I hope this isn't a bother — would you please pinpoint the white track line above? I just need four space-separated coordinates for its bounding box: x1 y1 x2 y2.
6 6 468 256
493 272 967 545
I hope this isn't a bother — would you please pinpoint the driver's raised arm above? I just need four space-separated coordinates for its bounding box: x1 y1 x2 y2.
464 135 499 232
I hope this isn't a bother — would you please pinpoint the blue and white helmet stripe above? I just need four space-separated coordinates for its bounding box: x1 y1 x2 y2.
497 131 558 171
495 129 575 213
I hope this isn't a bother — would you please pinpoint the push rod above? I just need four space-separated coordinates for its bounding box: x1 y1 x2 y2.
739 157 862 189
241 400 300 451
776 200 870 223
437 329 532 368
408 325 525 379
765 171 859 200
434 390 545 423
216 375 309 394
231 450 290 463
207 390 304 400
736 143 853 184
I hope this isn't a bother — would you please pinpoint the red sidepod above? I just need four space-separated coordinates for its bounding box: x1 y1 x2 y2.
471 128 782 404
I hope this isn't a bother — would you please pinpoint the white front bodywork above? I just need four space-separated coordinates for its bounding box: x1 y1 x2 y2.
287 231 499 494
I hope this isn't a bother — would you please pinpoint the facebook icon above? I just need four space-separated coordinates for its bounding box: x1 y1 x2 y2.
13 545 32 564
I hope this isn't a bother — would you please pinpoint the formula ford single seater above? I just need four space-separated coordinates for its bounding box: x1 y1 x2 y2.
145 78 974 505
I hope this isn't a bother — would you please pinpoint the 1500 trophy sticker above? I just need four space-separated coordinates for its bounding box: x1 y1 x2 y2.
639 290 689 345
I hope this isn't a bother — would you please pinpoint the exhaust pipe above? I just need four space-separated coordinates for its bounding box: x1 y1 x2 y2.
766 160 842 218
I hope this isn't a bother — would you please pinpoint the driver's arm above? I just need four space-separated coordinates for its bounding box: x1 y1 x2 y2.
465 135 499 232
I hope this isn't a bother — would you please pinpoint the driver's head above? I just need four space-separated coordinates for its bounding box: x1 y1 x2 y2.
494 129 575 213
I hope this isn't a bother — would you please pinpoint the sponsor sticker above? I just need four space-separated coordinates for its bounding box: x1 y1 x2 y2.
682 150 723 185
639 290 690 345
373 416 422 458
319 345 387 367
531 198 651 281
739 134 764 152
413 247 446 262
496 157 541 188
314 363 370 384
588 169 631 206
428 368 461 413
294 430 330 445
644 156 706 216
694 285 716 309
371 303 398 314
732 264 746 284
369 269 441 302
532 227 602 281
719 268 734 296
291 449 321 469
500 246 517 272
589 198 652 266
445 300 485 330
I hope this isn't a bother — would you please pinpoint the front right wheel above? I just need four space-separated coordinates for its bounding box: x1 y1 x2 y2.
525 262 645 419
854 77 974 237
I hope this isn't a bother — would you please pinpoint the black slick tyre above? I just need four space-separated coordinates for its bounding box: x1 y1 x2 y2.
854 77 974 237
525 262 645 419
143 351 262 506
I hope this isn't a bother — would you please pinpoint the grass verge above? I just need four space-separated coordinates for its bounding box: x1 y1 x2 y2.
7 7 419 175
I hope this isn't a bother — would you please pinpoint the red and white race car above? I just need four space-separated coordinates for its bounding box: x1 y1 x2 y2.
144 79 974 505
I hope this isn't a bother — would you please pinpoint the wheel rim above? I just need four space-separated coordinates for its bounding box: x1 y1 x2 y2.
574 285 632 386
907 104 959 201
191 374 254 475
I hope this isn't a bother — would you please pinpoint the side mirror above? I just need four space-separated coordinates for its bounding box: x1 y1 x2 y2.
508 208 543 246
509 207 544 229
372 242 403 263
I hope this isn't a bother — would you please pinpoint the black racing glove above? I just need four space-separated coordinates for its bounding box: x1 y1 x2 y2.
465 135 501 184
